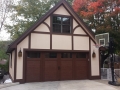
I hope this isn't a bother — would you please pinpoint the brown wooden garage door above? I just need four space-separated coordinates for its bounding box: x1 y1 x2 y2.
44 53 58 81
74 53 88 79
25 52 89 82
25 51 41 82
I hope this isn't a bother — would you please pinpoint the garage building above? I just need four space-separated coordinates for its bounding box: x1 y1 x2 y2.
7 0 100 83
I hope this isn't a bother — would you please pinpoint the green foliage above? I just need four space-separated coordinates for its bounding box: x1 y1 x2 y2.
0 60 9 72
5 0 73 40
0 41 11 60
0 41 11 72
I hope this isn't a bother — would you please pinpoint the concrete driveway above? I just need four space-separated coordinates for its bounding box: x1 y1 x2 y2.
0 80 119 90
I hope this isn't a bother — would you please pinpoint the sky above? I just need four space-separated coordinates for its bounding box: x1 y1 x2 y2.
0 0 18 41
0 30 10 41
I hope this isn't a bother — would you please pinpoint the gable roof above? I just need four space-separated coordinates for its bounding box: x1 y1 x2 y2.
7 0 96 53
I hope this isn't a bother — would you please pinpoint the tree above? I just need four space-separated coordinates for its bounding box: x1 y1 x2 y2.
72 0 120 54
0 41 11 60
0 0 13 31
73 0 120 31
4 0 73 40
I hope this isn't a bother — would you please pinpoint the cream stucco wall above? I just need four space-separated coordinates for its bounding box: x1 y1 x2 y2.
91 40 100 76
44 17 50 27
54 5 70 16
9 50 15 80
31 33 50 49
73 36 89 50
34 23 50 32
16 36 28 79
52 35 72 50
73 19 78 29
74 27 87 35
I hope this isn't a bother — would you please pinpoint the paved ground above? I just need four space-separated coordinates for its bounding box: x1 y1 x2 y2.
0 80 119 90
94 80 120 90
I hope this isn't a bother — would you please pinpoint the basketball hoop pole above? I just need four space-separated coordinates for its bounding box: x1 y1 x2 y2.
108 37 115 85
108 37 120 86
96 33 120 86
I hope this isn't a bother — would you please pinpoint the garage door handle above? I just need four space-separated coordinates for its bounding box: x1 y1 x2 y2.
58 66 60 70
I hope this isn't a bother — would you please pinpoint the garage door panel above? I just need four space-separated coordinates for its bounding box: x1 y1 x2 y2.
26 61 40 82
61 61 73 80
44 61 58 81
25 52 89 82
75 60 88 79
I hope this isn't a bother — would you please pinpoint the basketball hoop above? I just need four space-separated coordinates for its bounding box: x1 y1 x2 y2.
95 33 109 47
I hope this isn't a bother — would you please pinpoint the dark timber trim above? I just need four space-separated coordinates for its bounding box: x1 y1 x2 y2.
14 49 17 82
32 31 50 34
52 33 72 36
73 25 80 32
32 31 88 37
23 49 26 83
28 34 31 49
7 0 96 53
99 48 101 79
50 15 52 50
10 53 12 68
43 22 51 31
71 18 74 50
73 34 88 36
89 38 92 79
24 49 89 52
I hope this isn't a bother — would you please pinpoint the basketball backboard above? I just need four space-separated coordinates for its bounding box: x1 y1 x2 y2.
95 33 109 47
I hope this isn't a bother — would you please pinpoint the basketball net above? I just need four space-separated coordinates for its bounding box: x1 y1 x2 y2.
93 44 101 48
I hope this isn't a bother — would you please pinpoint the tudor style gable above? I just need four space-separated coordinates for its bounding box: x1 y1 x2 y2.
30 4 90 51
7 0 100 83
7 0 96 53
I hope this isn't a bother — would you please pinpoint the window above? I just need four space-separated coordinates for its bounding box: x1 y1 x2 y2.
27 51 40 58
45 53 57 58
76 53 86 58
61 53 72 58
52 15 71 33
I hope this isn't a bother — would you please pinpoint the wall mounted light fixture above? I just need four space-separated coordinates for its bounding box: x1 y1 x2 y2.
18 48 22 57
92 51 96 58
